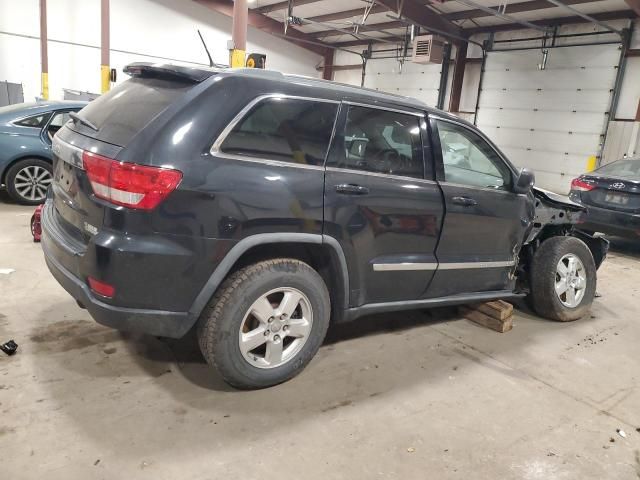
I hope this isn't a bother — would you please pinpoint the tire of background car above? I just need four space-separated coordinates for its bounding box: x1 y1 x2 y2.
528 236 597 322
197 258 331 389
5 158 52 205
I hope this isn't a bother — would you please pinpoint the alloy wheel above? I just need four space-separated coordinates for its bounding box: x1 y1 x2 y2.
555 253 586 308
13 165 52 202
238 287 313 369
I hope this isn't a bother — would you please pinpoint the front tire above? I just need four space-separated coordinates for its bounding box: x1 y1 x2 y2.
6 158 52 205
528 236 597 321
197 259 331 389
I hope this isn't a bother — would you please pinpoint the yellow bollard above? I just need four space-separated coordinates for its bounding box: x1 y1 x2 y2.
101 65 110 93
230 49 246 68
41 72 49 100
586 155 597 172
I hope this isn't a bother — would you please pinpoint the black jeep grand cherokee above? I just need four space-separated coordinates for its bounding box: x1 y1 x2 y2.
42 63 607 388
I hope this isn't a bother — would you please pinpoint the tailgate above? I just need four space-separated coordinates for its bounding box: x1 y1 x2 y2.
50 127 122 243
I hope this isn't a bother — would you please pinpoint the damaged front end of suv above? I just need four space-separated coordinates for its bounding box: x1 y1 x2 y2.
515 187 609 320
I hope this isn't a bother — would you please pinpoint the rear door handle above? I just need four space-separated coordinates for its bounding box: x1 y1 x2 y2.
452 196 478 207
335 184 369 195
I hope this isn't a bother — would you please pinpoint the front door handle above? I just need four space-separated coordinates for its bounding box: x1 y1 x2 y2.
452 196 478 207
335 184 370 195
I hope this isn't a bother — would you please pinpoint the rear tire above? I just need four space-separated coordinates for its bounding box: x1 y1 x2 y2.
528 236 596 322
5 158 52 205
197 258 331 389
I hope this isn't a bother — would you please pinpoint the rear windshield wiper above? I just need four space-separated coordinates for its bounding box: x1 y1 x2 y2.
69 112 98 132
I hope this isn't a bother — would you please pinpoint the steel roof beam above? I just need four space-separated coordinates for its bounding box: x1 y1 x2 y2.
254 0 324 14
307 5 388 23
445 0 603 21
543 0 624 34
465 9 634 33
196 0 331 56
374 0 464 40
454 0 549 31
312 20 405 38
624 0 640 16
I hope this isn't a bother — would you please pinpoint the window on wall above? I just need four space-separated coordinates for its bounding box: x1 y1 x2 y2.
330 105 424 179
14 113 50 128
435 119 512 190
220 97 339 166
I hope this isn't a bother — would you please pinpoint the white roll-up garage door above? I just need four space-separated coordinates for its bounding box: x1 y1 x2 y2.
363 58 442 107
476 44 621 194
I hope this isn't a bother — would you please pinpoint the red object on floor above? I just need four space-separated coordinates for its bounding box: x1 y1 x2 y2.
31 204 43 242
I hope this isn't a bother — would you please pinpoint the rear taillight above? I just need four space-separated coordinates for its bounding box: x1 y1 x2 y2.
570 177 595 192
88 276 115 298
82 152 182 210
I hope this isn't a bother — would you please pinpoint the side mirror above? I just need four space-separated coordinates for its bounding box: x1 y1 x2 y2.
514 168 535 194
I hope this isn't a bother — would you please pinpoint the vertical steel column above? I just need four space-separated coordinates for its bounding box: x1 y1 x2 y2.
101 0 110 93
323 50 334 80
628 99 640 158
473 34 493 126
448 43 467 113
437 43 452 110
360 44 372 88
39 0 48 100
599 26 632 166
230 0 248 68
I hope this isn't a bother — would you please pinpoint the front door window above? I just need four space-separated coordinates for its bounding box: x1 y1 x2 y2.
434 119 511 190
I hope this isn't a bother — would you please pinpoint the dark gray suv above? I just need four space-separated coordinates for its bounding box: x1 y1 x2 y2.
41 63 607 388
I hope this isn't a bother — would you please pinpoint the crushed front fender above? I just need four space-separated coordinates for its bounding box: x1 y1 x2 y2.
525 187 608 270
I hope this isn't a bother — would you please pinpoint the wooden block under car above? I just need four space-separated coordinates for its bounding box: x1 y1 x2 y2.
469 300 513 320
460 305 513 333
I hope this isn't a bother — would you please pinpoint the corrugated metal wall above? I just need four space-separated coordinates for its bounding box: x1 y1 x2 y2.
0 80 24 106
363 58 442 107
476 44 620 194
603 121 640 163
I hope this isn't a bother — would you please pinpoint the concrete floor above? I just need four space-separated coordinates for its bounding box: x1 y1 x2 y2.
1 201 639 480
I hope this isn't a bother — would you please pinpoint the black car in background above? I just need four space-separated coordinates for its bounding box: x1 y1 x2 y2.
569 158 640 238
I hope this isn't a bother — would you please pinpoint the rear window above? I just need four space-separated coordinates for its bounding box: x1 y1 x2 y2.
69 77 194 146
14 112 50 128
595 159 640 179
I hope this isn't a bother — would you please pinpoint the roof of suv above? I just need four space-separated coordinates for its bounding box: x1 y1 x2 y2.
124 62 454 118
233 68 430 111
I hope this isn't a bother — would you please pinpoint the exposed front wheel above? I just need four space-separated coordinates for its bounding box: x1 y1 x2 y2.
6 158 53 205
528 236 597 321
197 259 331 389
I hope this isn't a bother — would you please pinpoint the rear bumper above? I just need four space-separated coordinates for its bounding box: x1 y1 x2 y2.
40 200 216 338
580 204 640 238
42 238 194 337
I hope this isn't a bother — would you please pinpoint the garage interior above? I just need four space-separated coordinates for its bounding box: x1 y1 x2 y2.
1 0 640 478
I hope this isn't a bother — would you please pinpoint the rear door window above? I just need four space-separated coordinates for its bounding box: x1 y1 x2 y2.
68 77 195 146
218 97 339 166
46 110 77 141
